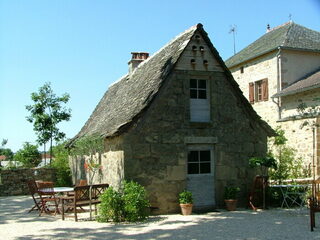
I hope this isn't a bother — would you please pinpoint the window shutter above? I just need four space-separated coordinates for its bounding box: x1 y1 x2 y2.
262 79 268 101
249 82 254 104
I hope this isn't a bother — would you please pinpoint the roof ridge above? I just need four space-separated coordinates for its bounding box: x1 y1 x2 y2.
280 21 293 46
128 24 199 76
269 21 292 32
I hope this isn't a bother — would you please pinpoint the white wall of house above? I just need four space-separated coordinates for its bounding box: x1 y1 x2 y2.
281 50 320 88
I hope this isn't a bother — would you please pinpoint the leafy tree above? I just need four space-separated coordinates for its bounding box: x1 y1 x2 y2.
26 82 71 164
14 142 41 168
51 142 72 186
296 99 320 180
0 139 14 160
268 127 306 182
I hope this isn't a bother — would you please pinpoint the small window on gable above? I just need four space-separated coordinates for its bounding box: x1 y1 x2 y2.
190 79 207 99
240 66 244 73
190 79 210 122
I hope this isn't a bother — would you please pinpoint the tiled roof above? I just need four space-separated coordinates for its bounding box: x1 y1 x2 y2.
68 24 275 146
0 155 6 160
273 69 320 97
225 22 320 68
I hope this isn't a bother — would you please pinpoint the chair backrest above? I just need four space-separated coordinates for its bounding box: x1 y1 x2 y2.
311 179 320 202
27 179 38 195
77 179 88 186
37 181 55 196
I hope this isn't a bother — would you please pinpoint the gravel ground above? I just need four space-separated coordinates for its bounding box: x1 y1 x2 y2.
0 195 319 240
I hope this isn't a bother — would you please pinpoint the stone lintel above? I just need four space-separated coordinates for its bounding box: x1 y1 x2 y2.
184 137 218 144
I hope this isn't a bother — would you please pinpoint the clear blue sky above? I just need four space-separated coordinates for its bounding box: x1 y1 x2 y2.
1 0 319 152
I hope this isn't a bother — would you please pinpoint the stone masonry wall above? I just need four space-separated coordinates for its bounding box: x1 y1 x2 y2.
121 68 267 213
0 168 56 196
68 137 125 190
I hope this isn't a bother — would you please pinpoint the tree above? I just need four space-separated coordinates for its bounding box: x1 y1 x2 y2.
0 139 14 160
14 142 41 168
268 127 305 182
296 99 320 182
0 139 14 169
26 82 72 164
51 142 72 187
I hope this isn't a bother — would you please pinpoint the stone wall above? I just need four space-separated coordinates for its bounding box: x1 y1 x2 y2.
0 168 56 196
68 137 125 190
119 68 267 213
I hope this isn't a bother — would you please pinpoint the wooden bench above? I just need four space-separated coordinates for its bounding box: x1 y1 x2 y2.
61 183 109 221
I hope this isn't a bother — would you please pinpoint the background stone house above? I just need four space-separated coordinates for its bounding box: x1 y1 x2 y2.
69 24 274 213
225 22 320 178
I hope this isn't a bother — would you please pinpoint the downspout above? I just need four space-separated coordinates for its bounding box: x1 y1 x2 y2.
272 47 282 120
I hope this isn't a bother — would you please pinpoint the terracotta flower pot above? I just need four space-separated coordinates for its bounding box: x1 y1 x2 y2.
225 199 237 211
180 203 193 215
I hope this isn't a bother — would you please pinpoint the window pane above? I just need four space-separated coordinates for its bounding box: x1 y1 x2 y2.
198 90 207 99
200 151 210 162
188 151 199 162
190 79 197 88
198 80 206 89
188 163 199 174
200 163 211 173
190 89 197 99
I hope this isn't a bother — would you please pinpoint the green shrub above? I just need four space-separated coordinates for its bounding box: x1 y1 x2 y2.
98 187 124 222
123 181 150 222
98 181 150 223
178 190 193 204
51 142 72 187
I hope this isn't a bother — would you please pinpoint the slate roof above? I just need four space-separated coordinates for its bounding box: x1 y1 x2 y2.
273 69 320 97
225 22 320 68
68 24 275 146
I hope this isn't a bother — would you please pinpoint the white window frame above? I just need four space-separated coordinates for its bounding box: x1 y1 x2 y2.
189 78 210 122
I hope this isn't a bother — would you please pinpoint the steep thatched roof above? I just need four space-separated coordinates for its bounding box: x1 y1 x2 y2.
68 24 275 147
226 22 320 68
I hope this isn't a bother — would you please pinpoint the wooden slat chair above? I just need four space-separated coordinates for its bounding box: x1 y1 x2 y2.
37 181 60 216
61 183 109 221
310 180 320 231
26 179 42 213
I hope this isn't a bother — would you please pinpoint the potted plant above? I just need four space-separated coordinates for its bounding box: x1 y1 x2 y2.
179 190 193 215
224 186 240 211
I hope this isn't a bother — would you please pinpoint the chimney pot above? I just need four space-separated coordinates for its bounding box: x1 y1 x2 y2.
128 52 149 73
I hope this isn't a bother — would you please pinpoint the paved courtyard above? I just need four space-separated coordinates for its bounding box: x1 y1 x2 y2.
0 196 319 240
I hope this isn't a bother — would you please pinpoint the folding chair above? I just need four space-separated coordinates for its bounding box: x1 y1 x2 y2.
310 180 320 231
37 181 60 216
26 179 42 213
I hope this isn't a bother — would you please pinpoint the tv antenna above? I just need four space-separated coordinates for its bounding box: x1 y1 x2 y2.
229 25 237 55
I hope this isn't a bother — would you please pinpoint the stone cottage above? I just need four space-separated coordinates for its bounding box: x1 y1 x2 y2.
69 24 274 213
225 21 320 178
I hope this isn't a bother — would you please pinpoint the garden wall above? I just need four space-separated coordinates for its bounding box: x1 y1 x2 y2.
0 168 56 196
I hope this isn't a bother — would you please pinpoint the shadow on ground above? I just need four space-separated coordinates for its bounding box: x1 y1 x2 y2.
1 196 319 240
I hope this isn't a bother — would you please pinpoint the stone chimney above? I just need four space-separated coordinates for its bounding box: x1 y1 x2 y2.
128 52 149 74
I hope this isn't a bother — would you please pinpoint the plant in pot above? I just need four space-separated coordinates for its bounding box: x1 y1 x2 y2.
179 190 193 215
224 186 240 211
